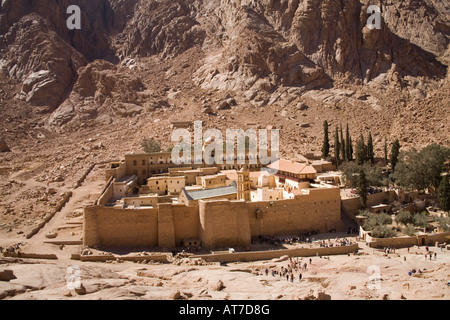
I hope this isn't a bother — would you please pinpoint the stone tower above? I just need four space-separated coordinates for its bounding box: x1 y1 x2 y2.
237 168 251 201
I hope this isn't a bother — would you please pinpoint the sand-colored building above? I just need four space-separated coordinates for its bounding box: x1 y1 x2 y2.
85 152 345 250
267 159 317 181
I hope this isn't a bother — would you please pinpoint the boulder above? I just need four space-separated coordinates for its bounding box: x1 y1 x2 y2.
0 139 10 152
217 100 231 111
0 269 17 282
170 290 181 300
213 280 226 291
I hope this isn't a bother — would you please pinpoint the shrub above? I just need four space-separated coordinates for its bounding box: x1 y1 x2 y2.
402 224 416 236
376 213 392 226
413 213 428 228
396 210 413 226
438 217 450 232
372 225 397 238
142 138 161 153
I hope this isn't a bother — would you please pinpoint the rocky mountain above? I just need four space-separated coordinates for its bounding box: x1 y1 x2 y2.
0 0 449 153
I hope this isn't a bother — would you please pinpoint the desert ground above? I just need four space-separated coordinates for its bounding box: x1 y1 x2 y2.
0 163 449 301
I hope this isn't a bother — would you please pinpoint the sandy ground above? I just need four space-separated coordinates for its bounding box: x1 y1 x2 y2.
1 163 449 301
1 242 449 300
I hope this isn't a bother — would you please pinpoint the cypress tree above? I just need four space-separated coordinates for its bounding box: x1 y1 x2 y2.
384 138 388 166
345 124 351 161
367 132 375 165
357 169 368 209
334 126 340 168
340 125 346 162
322 120 330 159
355 134 366 166
391 139 401 172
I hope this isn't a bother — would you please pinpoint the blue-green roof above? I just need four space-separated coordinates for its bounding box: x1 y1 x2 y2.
184 182 237 201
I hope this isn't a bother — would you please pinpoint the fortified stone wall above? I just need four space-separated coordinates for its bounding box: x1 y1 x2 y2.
84 206 159 247
84 186 345 249
199 200 251 249
366 231 450 248
342 191 398 215
247 187 344 237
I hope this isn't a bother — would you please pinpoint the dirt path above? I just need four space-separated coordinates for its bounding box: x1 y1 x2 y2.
17 164 106 262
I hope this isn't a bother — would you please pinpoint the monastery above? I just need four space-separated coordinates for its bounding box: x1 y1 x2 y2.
83 151 344 250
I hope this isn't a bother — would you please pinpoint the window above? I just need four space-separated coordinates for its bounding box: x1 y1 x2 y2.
142 160 146 165
133 160 137 166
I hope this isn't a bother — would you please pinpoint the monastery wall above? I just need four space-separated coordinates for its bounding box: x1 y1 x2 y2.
84 206 159 247
199 200 251 250
341 191 398 214
247 187 344 237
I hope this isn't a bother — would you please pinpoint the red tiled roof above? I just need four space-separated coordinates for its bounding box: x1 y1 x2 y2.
267 159 317 175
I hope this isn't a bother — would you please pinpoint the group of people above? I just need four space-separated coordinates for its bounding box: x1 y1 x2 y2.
317 237 354 248
253 233 320 247
424 246 438 261
263 257 313 283
253 234 356 249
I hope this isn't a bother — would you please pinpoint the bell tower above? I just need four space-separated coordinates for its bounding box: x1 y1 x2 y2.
237 168 251 201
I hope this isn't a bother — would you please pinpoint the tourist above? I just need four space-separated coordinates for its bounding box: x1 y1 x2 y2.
299 273 303 282
434 252 437 260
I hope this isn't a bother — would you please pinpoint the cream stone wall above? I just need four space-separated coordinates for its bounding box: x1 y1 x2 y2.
84 206 159 247
247 186 344 238
199 200 251 249
85 185 344 249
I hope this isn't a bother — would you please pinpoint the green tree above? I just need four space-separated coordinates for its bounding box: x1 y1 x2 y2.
392 144 450 193
345 124 351 161
376 213 392 226
402 224 416 236
413 213 428 228
384 138 388 166
390 139 401 172
340 125 346 162
340 162 386 188
355 134 366 166
396 210 414 226
322 120 330 159
372 225 397 238
438 217 450 232
357 169 368 208
438 175 450 212
334 126 340 168
142 138 161 153
367 132 375 165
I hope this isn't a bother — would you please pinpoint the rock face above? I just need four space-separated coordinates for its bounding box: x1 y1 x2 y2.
47 60 148 126
0 0 448 129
